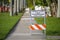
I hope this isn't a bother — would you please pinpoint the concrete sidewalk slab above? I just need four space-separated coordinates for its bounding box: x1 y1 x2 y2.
5 12 46 40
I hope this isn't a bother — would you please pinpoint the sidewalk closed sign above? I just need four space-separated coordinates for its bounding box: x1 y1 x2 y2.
31 10 45 17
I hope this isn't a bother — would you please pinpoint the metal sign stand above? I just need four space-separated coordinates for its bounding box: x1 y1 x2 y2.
30 10 46 35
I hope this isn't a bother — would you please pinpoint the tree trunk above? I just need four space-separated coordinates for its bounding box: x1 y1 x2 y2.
46 0 58 17
57 0 60 17
20 0 21 11
20 0 24 12
10 0 13 16
50 3 56 17
23 0 26 12
33 0 35 9
14 0 18 15
17 0 20 13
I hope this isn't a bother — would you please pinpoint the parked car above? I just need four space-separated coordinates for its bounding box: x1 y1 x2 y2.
0 6 9 12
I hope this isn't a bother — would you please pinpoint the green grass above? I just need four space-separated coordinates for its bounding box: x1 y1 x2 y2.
0 12 23 40
35 17 60 36
46 39 60 40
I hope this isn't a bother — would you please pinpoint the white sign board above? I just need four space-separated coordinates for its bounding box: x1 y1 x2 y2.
31 10 37 16
31 10 45 17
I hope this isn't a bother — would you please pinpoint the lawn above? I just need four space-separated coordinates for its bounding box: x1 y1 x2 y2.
46 39 60 40
0 12 23 40
35 17 60 36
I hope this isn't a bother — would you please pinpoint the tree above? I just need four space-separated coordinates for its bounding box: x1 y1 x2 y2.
17 0 20 13
26 0 33 8
10 0 13 16
43 0 48 6
57 0 60 17
19 0 24 12
34 0 48 6
0 0 9 6
46 0 58 17
33 0 35 8
35 0 43 5
14 0 18 15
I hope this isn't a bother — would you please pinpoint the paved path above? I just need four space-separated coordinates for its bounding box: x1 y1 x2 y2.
47 36 60 39
5 13 46 40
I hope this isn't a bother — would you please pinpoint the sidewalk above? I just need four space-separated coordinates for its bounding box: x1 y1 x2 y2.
5 13 46 40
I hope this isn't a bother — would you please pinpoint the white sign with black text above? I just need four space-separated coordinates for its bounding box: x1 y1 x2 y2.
31 10 45 17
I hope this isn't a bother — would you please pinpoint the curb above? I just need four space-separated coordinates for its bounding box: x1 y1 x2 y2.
47 36 60 39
